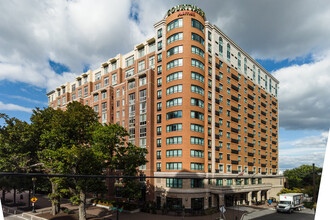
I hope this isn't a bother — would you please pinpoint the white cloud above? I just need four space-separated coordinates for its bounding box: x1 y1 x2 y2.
0 101 32 113
273 52 330 130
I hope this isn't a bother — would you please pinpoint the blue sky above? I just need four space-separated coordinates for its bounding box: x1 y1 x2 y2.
1 0 329 171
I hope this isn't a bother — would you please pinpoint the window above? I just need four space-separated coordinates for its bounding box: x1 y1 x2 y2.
167 45 183 57
191 179 204 188
227 43 231 62
84 86 88 97
157 65 162 74
156 162 161 171
167 58 183 70
191 33 204 46
156 138 161 147
167 18 183 32
101 91 107 99
166 136 182 145
128 80 135 90
192 58 205 71
157 126 161 135
167 71 182 82
166 162 182 170
191 137 204 145
139 76 146 86
167 32 183 45
94 105 99 113
167 123 182 132
191 98 204 108
72 93 76 100
71 84 76 92
191 72 204 83
138 60 145 72
149 55 155 68
125 55 134 67
125 68 134 78
95 83 101 91
167 85 182 95
95 72 101 81
191 85 204 95
191 46 204 58
157 102 162 111
157 28 162 38
157 41 162 51
191 124 204 133
191 163 204 171
227 165 232 173
216 179 223 186
157 78 162 87
157 53 162 62
191 150 204 158
191 111 204 120
111 61 117 71
166 97 182 107
112 73 117 85
78 88 82 98
191 19 204 33
219 37 223 56
104 77 109 86
166 149 182 157
93 94 99 102
167 111 182 120
166 178 182 188
156 150 161 159
157 90 162 99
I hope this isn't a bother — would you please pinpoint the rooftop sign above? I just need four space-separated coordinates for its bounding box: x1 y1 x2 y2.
167 4 205 19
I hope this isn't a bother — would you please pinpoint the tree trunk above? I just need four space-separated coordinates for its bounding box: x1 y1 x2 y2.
13 188 16 205
2 190 5 204
78 190 86 220
51 181 60 215
28 189 31 207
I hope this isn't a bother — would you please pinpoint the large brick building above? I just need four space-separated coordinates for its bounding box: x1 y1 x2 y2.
47 5 283 209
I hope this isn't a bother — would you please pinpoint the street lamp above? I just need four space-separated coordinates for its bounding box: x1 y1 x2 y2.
32 177 37 213
114 179 123 220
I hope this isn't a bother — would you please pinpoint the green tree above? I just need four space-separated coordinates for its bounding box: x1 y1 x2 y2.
93 123 148 202
0 114 32 204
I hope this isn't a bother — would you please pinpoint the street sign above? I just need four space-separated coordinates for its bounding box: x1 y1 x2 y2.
219 206 226 213
31 197 38 203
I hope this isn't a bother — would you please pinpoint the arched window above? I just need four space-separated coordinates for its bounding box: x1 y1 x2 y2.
238 52 241 69
219 37 223 56
227 43 230 62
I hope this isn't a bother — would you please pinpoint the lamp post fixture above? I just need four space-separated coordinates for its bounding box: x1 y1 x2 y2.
114 179 123 220
32 177 37 213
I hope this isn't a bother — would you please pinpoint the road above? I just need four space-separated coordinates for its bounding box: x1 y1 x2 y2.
252 208 315 220
4 212 26 220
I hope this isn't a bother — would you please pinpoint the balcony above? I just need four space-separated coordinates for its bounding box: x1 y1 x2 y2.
248 94 254 100
248 104 254 110
216 63 220 69
215 99 220 104
215 75 220 81
231 138 239 144
216 87 220 93
261 137 267 142
215 147 220 151
231 127 239 133
231 160 239 165
248 162 254 166
215 135 220 139
272 125 277 129
261 172 266 175
272 117 277 121
261 146 267 150
272 157 277 160
261 128 266 133
272 172 277 175
261 111 266 116
231 106 239 112
272 133 277 137
215 122 219 128
272 141 277 144
248 171 254 174
215 111 220 116
231 149 239 154
272 100 277 105
261 120 266 125
231 73 239 81
248 142 254 147
231 84 239 92
232 170 239 174
261 102 266 108
215 169 219 173
248 84 254 91
272 109 277 113
272 149 277 153
248 123 254 128
231 95 239 102
272 165 277 168
248 113 254 119
216 158 220 163
261 93 266 99
261 164 266 167
261 155 266 159
248 152 254 157
231 117 239 123
248 133 254 138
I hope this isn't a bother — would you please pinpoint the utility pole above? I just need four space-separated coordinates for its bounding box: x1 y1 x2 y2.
313 163 316 204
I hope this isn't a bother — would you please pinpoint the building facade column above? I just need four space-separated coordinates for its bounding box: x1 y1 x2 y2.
219 194 225 207
257 191 261 202
247 192 252 205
